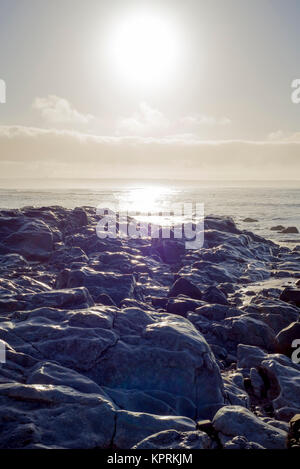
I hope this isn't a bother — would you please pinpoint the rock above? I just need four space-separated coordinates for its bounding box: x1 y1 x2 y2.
17 287 95 311
212 405 287 449
281 227 299 234
202 286 228 305
276 322 300 357
215 315 276 352
287 414 300 448
56 267 140 306
0 253 28 268
151 297 168 308
166 297 204 316
168 277 202 300
280 287 300 306
260 358 300 421
250 367 265 398
151 238 185 264
1 219 53 261
270 225 285 231
243 218 258 223
90 311 225 419
0 382 116 449
0 306 225 420
48 247 88 269
114 411 196 449
1 206 299 449
237 344 268 370
133 429 212 449
223 436 264 449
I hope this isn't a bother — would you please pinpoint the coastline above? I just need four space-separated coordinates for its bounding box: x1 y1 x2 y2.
0 205 299 449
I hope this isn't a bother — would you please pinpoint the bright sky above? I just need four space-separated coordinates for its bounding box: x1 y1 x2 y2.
0 0 300 179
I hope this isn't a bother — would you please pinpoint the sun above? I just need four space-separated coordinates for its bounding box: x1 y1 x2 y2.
108 10 180 88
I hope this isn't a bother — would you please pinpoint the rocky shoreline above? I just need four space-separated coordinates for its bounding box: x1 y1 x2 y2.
0 205 299 449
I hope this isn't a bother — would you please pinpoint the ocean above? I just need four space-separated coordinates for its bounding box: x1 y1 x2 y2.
0 179 299 248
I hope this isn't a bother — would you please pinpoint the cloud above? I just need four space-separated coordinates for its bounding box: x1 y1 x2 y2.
116 102 231 137
181 114 231 128
0 125 300 180
116 102 170 136
32 95 94 126
268 130 300 142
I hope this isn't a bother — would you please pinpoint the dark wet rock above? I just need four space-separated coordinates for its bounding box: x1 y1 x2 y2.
243 218 258 223
168 277 202 300
280 287 300 306
133 429 211 449
166 296 204 316
202 286 229 305
281 226 299 234
151 238 186 264
195 304 240 322
151 297 168 308
270 225 285 231
275 322 300 357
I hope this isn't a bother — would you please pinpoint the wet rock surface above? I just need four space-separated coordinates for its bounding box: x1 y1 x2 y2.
0 206 299 449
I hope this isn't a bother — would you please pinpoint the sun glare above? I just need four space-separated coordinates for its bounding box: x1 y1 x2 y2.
108 10 180 88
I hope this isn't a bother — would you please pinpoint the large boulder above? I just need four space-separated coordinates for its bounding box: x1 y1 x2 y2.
202 286 228 305
114 411 195 449
260 358 300 421
276 322 300 357
0 381 115 449
56 267 140 306
133 429 212 449
168 277 202 300
212 405 287 449
280 287 300 306
0 219 53 261
166 297 204 317
0 306 225 420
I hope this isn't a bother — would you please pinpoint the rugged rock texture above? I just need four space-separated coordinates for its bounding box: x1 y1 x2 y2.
0 206 299 449
212 405 287 449
133 429 212 449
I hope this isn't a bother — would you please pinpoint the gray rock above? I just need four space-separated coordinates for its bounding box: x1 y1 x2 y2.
168 277 202 300
276 322 300 356
56 267 140 305
212 405 287 449
114 410 195 449
0 382 116 449
133 429 212 449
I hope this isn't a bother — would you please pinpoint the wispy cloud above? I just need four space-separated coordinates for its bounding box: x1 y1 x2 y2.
32 95 94 126
116 102 170 136
116 102 231 137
